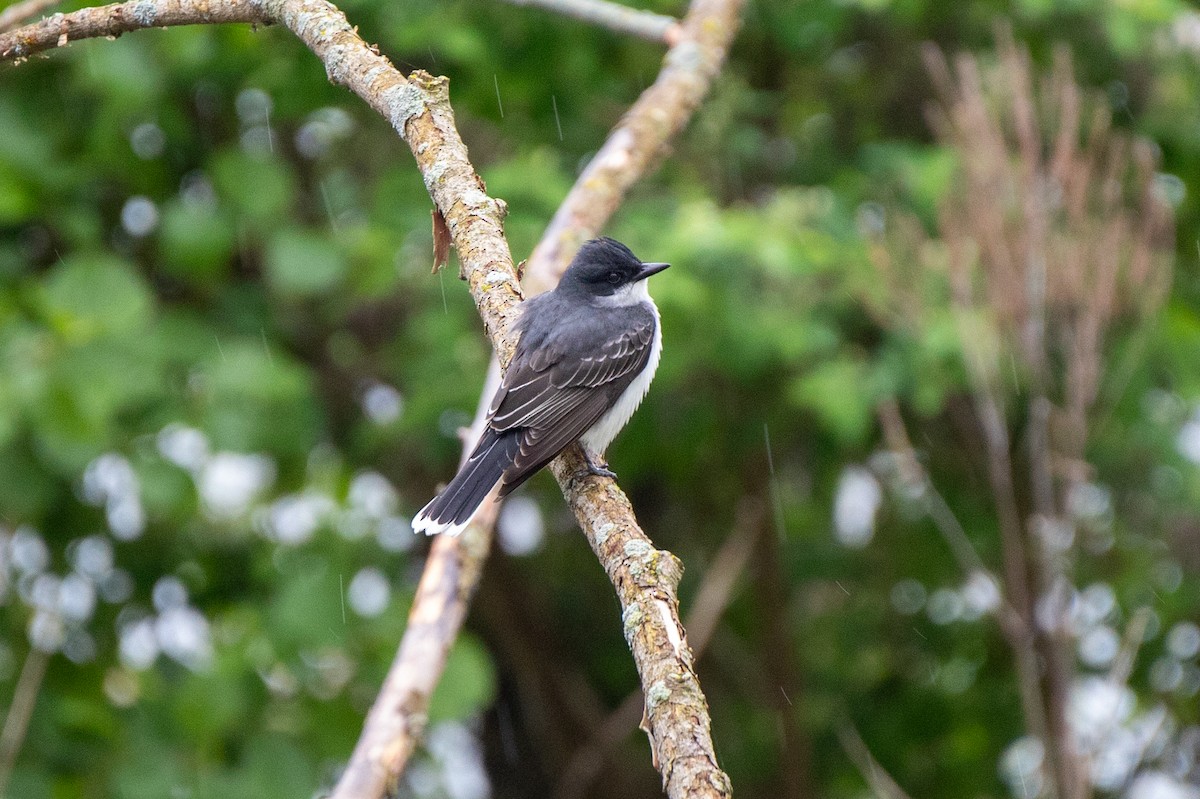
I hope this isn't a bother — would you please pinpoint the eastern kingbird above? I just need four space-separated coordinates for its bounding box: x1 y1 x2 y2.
413 237 669 536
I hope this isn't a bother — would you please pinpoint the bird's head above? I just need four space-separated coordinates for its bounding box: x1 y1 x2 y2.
558 237 669 303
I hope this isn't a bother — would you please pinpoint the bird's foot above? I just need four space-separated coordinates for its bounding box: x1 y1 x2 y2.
577 450 617 481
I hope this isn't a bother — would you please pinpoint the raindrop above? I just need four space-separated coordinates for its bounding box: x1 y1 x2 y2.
999 736 1044 799
235 87 272 124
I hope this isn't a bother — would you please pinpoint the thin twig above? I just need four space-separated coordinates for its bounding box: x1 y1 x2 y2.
0 647 50 798
1107 606 1152 690
875 399 1028 630
522 0 746 293
497 0 679 43
0 0 61 33
835 719 916 799
0 0 269 58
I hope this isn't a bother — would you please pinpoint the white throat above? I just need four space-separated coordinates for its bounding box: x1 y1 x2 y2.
595 279 652 308
579 294 662 456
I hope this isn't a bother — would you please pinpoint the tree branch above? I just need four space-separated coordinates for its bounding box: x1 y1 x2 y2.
2 0 738 793
0 0 61 34
547 451 732 798
356 0 745 793
0 647 49 799
0 0 269 59
496 0 680 43
555 498 761 799
522 0 746 293
835 719 916 799
331 362 502 799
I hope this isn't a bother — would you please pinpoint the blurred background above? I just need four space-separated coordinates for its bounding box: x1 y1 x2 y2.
1 0 1199 797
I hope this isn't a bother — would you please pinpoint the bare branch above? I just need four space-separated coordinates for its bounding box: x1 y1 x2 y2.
835 720 916 799
357 0 745 792
0 0 61 34
549 450 732 799
2 0 739 791
1108 606 1153 689
523 0 746 293
331 361 502 799
497 0 680 43
0 0 268 59
556 499 762 798
0 647 50 798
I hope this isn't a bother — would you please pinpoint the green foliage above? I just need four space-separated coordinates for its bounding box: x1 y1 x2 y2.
1 0 1199 798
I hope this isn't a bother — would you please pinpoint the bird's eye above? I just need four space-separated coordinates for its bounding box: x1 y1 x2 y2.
607 272 621 285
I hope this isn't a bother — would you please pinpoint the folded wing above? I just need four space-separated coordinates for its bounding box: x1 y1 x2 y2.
489 312 655 497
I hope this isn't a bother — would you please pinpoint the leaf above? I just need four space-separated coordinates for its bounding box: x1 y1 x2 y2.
264 228 347 297
431 206 450 273
39 254 154 342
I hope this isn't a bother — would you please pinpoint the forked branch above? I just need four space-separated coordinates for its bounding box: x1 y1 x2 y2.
1 0 740 796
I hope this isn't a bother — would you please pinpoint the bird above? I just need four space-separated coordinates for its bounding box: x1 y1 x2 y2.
412 237 669 536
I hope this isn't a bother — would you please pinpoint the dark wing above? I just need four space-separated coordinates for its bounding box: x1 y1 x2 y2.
487 312 655 495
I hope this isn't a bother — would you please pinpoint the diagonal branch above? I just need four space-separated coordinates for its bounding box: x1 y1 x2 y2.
0 0 269 58
556 496 761 799
496 0 680 43
523 0 746 293
0 0 62 34
1 0 738 794
361 0 745 793
332 362 502 799
0 647 49 799
835 719 916 799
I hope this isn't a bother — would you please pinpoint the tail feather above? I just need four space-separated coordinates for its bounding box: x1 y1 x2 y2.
413 430 521 536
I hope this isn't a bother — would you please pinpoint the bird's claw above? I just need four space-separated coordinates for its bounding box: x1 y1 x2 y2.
577 451 617 482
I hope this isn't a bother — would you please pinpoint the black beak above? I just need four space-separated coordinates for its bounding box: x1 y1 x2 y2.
635 262 670 281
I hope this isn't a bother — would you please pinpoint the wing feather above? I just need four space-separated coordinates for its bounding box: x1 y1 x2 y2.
483 310 656 496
